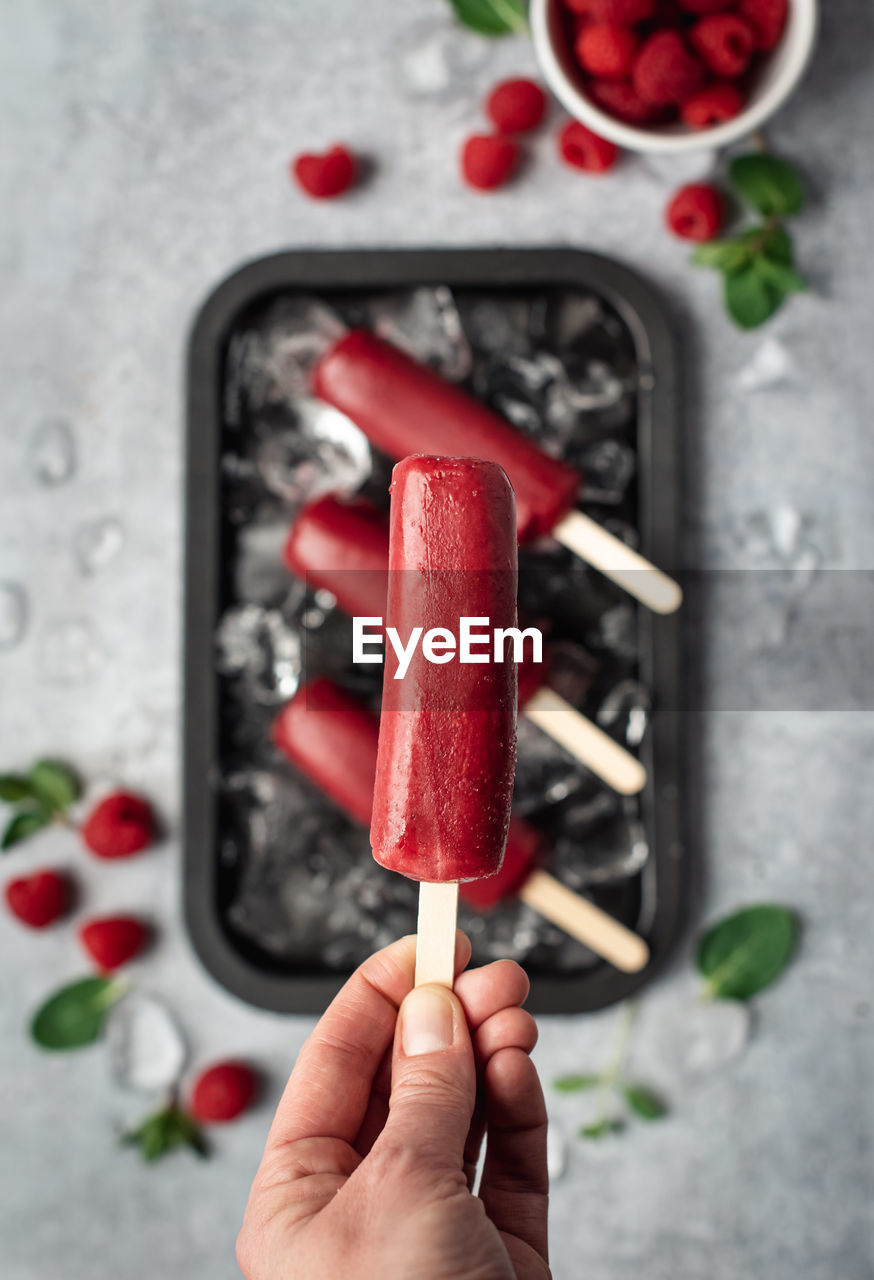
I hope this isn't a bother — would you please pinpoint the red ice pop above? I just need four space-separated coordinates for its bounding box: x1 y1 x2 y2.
274 678 649 972
370 455 518 885
284 492 646 795
312 330 682 614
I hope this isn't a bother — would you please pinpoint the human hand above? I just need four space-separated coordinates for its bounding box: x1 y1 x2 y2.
238 932 549 1280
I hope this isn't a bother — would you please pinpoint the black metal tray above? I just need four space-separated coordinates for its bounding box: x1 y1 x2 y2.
184 248 684 1014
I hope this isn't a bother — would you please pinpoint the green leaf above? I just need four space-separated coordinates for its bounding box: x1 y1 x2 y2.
729 154 805 218
122 1106 209 1162
28 760 81 812
698 905 799 1001
580 1118 624 1140
446 0 528 36
757 256 806 295
691 239 751 275
30 976 125 1050
760 224 794 264
623 1084 667 1121
724 263 786 330
2 807 51 851
554 1074 601 1093
0 775 34 803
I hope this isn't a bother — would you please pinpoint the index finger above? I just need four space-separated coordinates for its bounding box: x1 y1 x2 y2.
264 931 472 1153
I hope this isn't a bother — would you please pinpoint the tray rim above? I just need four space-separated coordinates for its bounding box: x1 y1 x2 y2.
184 246 685 1015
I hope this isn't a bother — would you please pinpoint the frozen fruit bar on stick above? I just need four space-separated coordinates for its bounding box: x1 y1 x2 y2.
274 678 649 973
284 493 646 795
371 456 518 983
312 330 682 615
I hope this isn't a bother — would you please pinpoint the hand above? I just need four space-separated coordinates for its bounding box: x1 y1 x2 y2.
238 932 550 1280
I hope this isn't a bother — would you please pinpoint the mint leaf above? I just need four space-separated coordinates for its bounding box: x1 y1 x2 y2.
2 807 51 851
692 239 751 274
760 224 794 264
623 1084 667 1121
580 1118 624 1140
30 976 125 1049
28 760 81 812
446 0 528 36
697 905 799 1001
122 1106 209 1162
724 262 786 330
757 257 806 295
0 775 34 803
554 1074 601 1093
730 154 805 219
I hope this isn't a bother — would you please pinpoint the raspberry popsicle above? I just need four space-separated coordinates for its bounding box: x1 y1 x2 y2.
284 492 646 795
370 456 518 984
312 330 682 614
274 678 649 973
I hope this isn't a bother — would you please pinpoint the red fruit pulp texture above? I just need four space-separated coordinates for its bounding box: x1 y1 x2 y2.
666 183 724 241
575 23 639 79
486 79 547 133
293 146 356 199
4 870 70 929
682 81 744 127
190 1062 258 1123
81 791 154 858
558 120 620 172
79 915 148 971
691 14 757 78
461 135 519 191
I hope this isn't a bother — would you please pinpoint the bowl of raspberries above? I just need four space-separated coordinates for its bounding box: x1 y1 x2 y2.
531 0 818 153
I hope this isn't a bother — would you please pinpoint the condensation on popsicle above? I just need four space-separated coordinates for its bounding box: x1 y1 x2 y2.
370 455 518 883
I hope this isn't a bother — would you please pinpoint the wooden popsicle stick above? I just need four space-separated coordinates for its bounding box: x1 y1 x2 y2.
519 870 650 973
415 881 460 988
554 510 682 615
523 686 646 796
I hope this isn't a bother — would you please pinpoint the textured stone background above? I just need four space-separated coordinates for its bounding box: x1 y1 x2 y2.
1 2 872 1278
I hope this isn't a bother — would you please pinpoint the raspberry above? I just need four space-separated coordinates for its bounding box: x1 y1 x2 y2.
558 120 619 172
691 14 756 77
292 145 357 199
633 30 706 106
81 791 154 858
79 915 149 971
486 79 547 133
588 79 665 123
460 135 518 191
587 0 655 20
4 870 70 929
682 81 744 127
738 0 788 51
190 1062 258 1123
575 23 638 78
666 183 724 240
678 0 735 12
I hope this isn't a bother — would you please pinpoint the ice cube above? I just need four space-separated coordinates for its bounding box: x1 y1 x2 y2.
215 604 301 704
653 997 750 1078
73 517 125 575
596 679 650 748
0 581 28 650
737 337 794 392
30 418 76 486
391 17 489 102
38 617 104 685
514 716 588 815
370 286 472 382
104 993 187 1094
549 792 648 886
252 398 372 506
577 439 636 505
225 296 347 418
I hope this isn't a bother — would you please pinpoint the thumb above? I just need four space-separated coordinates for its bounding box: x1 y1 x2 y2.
378 983 476 1170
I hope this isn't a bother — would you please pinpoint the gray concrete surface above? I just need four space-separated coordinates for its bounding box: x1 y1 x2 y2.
1 2 873 1278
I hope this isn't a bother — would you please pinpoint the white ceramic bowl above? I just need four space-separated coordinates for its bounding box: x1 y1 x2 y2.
531 0 819 154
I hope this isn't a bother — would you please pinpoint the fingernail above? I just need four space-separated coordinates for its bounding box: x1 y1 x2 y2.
401 985 455 1057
